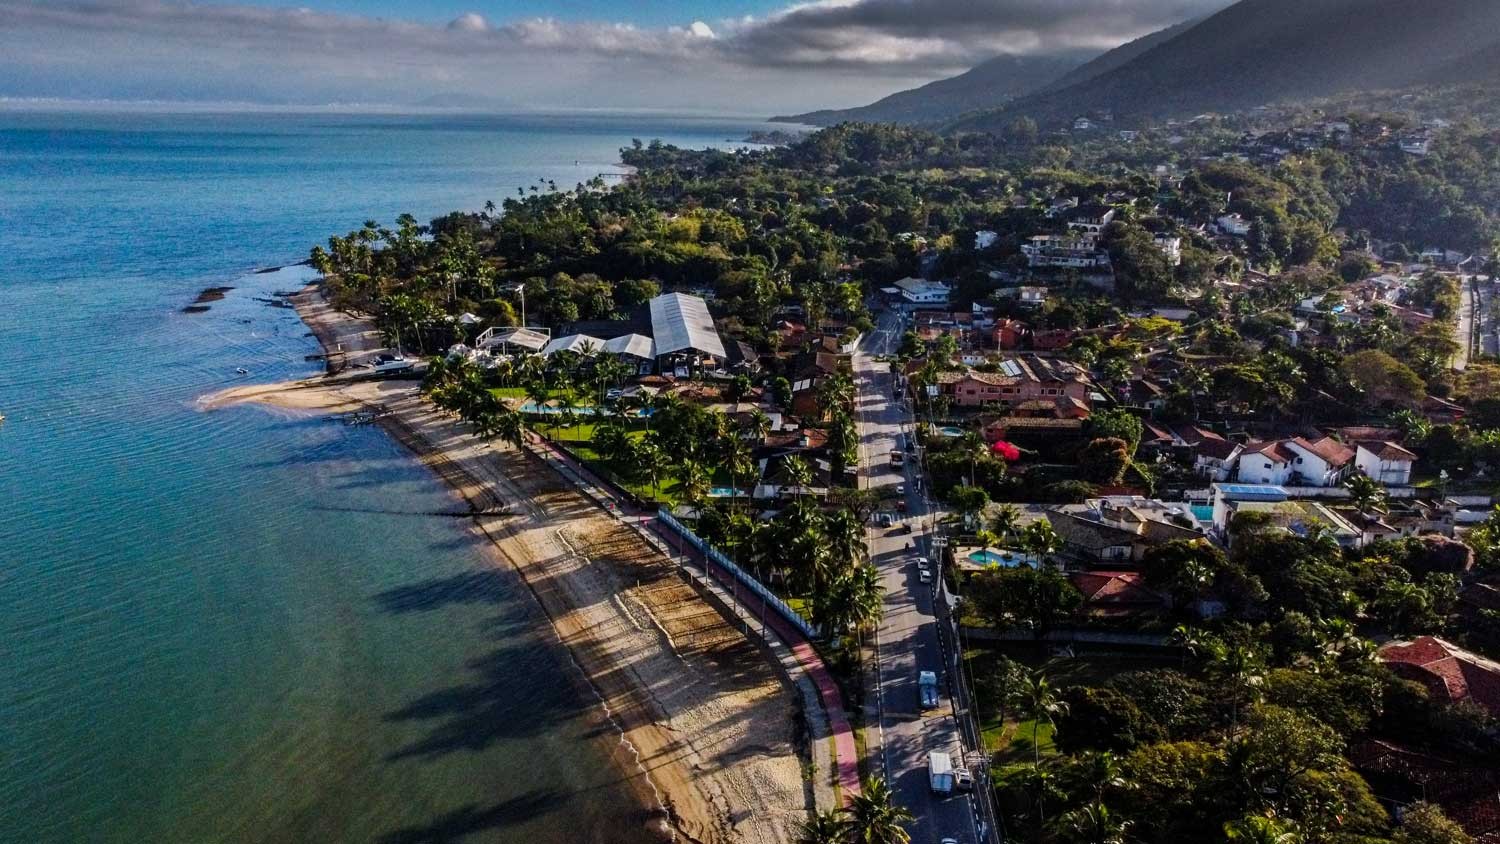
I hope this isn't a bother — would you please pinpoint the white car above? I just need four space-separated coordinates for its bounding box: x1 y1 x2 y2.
896 484 906 495
917 565 933 584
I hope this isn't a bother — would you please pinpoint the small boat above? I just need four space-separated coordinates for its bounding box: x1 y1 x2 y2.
236 367 249 375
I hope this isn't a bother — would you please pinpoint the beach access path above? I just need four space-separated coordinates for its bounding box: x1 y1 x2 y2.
204 286 824 843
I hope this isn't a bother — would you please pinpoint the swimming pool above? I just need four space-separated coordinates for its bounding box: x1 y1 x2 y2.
938 426 964 437
967 549 1036 568
1191 505 1214 522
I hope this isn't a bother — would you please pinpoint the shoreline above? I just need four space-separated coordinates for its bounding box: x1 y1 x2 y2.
203 284 810 844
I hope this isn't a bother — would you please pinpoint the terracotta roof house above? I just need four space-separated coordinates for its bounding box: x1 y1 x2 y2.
1379 636 1500 716
1069 571 1168 618
1236 441 1299 485
1284 436 1357 487
936 356 1090 409
1350 738 1500 843
1354 440 1418 486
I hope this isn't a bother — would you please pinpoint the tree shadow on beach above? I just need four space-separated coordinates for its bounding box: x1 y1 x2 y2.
377 788 563 844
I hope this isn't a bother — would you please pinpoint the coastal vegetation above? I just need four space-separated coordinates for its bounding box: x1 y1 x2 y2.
310 92 1500 842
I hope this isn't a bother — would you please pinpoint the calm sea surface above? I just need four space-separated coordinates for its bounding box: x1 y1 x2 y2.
0 110 781 844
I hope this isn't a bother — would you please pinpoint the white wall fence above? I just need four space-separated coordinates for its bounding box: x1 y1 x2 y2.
656 508 819 640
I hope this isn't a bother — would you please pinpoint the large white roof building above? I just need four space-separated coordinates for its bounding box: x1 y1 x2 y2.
649 292 726 360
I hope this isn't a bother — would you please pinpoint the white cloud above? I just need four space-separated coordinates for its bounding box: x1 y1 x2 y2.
448 12 489 33
0 0 1229 112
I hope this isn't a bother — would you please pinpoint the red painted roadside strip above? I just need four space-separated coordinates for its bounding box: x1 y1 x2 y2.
526 434 863 801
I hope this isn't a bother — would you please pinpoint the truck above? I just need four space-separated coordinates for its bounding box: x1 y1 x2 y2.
890 449 906 468
918 670 939 711
928 750 955 796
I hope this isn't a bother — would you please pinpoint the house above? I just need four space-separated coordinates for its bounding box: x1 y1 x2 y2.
1015 286 1049 307
1354 441 1418 486
1023 233 1110 269
1284 436 1357 487
892 278 952 308
1217 214 1252 237
1209 483 1291 540
1154 235 1183 267
476 325 550 354
1067 204 1117 236
935 356 1091 410
1195 438 1244 481
992 318 1026 350
1398 134 1433 156
1219 497 1363 548
1048 497 1206 565
975 230 999 251
1045 197 1080 218
1235 437 1354 488
1379 637 1500 716
1031 328 1076 351
1073 117 1096 131
1069 571 1167 618
1235 441 1298 485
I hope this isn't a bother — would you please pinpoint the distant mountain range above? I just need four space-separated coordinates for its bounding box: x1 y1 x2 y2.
773 53 1089 127
778 0 1500 132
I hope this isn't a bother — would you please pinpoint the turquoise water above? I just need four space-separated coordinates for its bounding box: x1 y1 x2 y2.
1191 505 1214 522
0 110 779 844
966 549 1036 568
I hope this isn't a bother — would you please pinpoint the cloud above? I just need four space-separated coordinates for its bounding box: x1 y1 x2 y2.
0 0 1229 112
448 13 489 33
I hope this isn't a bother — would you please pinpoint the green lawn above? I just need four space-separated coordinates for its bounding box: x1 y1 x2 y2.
965 645 1175 777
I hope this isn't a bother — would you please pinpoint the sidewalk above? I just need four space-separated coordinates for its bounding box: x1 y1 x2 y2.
525 433 861 805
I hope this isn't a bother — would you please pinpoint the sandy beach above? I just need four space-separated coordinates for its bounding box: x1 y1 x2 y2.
202 286 810 844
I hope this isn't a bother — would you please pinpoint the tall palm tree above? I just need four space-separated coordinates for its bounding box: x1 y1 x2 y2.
991 503 1023 544
1055 801 1133 844
1013 670 1068 770
726 439 756 506
958 430 987 487
796 809 847 844
783 455 814 498
826 509 867 574
676 459 711 509
742 408 772 445
1020 519 1062 564
845 778 913 844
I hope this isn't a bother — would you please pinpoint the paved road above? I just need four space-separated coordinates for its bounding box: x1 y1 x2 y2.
854 308 986 844
1457 274 1478 371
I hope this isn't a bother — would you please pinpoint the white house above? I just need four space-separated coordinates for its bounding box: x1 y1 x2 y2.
975 230 999 251
1283 436 1357 487
1154 235 1183 267
1236 441 1296 485
1073 117 1096 131
1023 234 1110 269
1067 205 1117 236
1217 214 1252 237
893 278 951 308
1354 441 1418 486
1195 439 1243 482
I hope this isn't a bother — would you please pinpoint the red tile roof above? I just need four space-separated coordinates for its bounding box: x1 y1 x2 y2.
1290 436 1356 467
1242 440 1296 463
1356 440 1418 461
1379 636 1500 716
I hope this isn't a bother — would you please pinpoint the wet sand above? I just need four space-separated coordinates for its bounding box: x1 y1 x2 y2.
201 286 809 843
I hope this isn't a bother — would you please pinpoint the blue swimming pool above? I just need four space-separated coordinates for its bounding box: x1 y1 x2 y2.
967 549 1036 568
939 426 964 438
1191 505 1214 522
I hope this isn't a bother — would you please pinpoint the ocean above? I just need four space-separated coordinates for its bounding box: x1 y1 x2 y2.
0 109 783 844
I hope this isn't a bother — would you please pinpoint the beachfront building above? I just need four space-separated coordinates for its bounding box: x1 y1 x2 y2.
650 292 727 374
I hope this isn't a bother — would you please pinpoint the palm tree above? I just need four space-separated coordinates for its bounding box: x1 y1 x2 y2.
635 439 665 499
845 778 913 844
990 503 1023 544
1055 801 1133 844
1013 670 1068 770
726 439 756 505
742 408 773 445
554 393 578 442
676 459 711 509
1344 472 1386 513
958 430 987 487
796 809 847 844
826 509 868 574
783 455 814 499
1020 519 1062 564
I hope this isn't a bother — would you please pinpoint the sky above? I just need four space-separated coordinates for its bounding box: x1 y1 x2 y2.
0 0 1233 114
